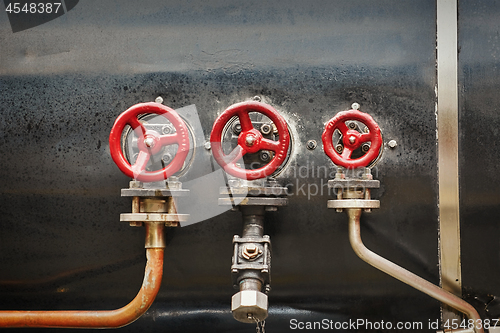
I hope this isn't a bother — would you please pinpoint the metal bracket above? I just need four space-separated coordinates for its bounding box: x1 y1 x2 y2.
327 199 380 209
121 188 189 197
122 180 190 227
219 197 288 206
328 179 380 189
327 173 379 212
120 213 189 226
220 186 289 197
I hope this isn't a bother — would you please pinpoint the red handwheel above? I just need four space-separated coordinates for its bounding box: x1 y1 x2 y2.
322 109 382 169
210 101 290 180
109 102 189 182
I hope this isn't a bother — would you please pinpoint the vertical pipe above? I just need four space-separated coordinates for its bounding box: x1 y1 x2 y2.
241 206 265 238
437 0 462 322
238 206 265 286
231 205 269 324
145 222 166 249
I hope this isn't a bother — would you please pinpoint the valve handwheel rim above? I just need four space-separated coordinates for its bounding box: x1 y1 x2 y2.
109 102 190 182
210 101 290 180
322 109 382 169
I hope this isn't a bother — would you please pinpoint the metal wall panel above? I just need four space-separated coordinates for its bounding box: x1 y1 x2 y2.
459 0 500 321
0 1 451 332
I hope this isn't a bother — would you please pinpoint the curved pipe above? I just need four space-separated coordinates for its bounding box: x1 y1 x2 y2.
0 248 163 328
347 208 484 333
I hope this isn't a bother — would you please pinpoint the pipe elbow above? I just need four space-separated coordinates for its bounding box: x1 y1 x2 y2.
0 248 164 329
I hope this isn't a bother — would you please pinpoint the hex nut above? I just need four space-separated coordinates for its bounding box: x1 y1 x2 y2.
129 221 143 227
129 180 143 189
162 153 173 164
162 124 174 135
272 123 278 134
231 290 268 323
260 123 272 135
388 140 397 148
228 179 241 187
306 140 317 150
259 150 271 162
233 123 242 134
242 243 262 260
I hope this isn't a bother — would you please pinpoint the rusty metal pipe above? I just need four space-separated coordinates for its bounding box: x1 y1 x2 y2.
347 208 484 333
0 248 163 328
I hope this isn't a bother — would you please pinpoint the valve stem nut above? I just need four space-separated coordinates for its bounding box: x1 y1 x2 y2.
144 137 155 148
245 136 256 147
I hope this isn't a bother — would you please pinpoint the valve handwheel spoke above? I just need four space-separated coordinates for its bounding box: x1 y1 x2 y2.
259 138 281 151
237 110 254 132
335 121 350 137
210 101 290 180
132 150 151 175
159 133 180 146
322 109 382 169
128 117 147 137
109 102 190 182
341 146 353 159
359 132 372 143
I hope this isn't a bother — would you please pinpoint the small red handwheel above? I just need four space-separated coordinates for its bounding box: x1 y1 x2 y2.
109 102 189 182
322 109 382 169
210 101 290 180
